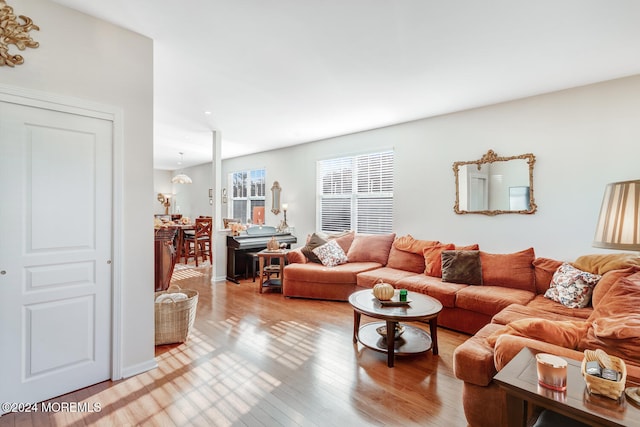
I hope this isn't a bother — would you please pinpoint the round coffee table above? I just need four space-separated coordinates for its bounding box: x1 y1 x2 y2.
348 289 443 367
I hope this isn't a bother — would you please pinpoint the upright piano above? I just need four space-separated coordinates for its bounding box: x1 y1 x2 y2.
226 226 297 283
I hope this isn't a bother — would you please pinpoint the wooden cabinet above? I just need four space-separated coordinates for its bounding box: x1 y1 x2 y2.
154 227 178 291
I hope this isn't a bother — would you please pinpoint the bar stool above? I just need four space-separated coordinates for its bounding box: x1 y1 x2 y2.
183 217 212 266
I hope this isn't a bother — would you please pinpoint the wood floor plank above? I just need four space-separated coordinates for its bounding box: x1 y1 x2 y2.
0 266 471 426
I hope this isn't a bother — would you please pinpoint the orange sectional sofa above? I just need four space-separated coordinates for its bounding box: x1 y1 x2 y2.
283 232 640 426
284 232 542 335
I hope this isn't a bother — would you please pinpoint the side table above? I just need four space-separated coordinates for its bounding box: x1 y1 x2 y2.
257 249 287 293
494 347 640 427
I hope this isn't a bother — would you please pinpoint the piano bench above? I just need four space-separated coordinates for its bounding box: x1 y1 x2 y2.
245 252 260 282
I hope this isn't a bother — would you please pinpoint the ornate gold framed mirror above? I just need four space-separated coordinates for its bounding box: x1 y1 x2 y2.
453 150 536 215
271 181 282 215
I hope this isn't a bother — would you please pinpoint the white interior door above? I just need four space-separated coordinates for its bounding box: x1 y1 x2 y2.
0 101 113 409
468 175 488 211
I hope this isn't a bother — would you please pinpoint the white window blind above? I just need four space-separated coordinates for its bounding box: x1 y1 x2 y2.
317 150 394 234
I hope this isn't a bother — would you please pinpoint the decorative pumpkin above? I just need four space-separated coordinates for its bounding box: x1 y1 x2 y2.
373 282 395 300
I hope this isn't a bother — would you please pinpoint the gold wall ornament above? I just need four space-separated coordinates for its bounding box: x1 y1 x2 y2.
0 0 39 67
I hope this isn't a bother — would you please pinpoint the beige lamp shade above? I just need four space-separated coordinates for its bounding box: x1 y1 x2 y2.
593 180 640 250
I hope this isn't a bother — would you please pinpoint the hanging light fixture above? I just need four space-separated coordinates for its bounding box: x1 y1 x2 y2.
171 152 192 184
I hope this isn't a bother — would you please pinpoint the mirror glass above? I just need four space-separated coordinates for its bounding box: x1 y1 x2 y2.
453 150 536 215
271 181 281 215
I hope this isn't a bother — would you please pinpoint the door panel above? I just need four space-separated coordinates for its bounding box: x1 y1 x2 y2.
0 101 112 408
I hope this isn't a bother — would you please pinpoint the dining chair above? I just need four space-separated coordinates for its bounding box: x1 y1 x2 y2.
183 217 213 266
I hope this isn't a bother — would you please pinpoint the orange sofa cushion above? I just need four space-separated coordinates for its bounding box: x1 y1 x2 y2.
573 253 640 275
286 248 307 264
532 257 564 294
423 244 455 277
580 271 640 366
455 285 534 317
479 248 536 292
346 233 395 264
393 234 439 254
386 245 425 273
591 266 640 307
487 318 590 349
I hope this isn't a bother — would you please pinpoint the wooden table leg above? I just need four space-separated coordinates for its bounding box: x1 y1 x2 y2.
386 320 396 367
429 318 439 355
505 393 528 427
352 311 361 343
258 256 265 293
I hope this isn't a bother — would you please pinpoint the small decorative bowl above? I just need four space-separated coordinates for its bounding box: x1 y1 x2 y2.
376 324 405 339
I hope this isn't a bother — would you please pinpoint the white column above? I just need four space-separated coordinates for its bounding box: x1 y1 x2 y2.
210 130 227 282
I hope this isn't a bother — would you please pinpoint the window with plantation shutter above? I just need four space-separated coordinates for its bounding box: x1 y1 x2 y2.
317 150 394 234
229 168 266 223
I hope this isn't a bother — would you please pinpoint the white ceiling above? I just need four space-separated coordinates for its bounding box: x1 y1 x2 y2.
52 0 640 170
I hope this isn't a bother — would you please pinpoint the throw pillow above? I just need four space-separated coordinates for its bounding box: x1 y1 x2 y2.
579 271 640 363
544 263 602 308
532 257 564 294
301 233 327 263
387 246 426 273
457 243 479 250
486 319 590 349
479 248 536 292
330 230 355 253
441 250 483 285
573 253 640 275
346 233 396 264
312 239 348 267
591 266 640 308
393 234 440 254
423 243 455 277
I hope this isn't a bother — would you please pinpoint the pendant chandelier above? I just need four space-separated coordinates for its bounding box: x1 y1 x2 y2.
171 152 192 184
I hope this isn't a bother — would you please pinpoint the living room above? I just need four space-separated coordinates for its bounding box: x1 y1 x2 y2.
1 0 640 426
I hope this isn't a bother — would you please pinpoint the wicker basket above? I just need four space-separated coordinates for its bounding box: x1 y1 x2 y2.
154 285 198 345
581 353 627 399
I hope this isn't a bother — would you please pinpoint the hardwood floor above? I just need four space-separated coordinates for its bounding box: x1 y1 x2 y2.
0 267 471 427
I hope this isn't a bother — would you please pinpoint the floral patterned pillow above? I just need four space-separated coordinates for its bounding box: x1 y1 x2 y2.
544 263 602 308
312 239 348 267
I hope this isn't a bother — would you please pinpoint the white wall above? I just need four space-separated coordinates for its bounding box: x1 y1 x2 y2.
3 0 155 375
172 164 214 220
222 75 640 265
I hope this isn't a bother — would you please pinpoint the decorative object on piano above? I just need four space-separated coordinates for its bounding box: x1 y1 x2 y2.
157 193 173 215
271 181 282 214
229 222 245 236
278 203 289 232
171 152 193 184
266 236 280 251
0 0 39 67
223 218 240 229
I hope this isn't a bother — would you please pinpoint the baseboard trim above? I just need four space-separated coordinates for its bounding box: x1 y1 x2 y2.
120 359 158 379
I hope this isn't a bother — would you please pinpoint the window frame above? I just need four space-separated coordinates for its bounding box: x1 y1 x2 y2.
316 150 394 234
228 168 266 224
